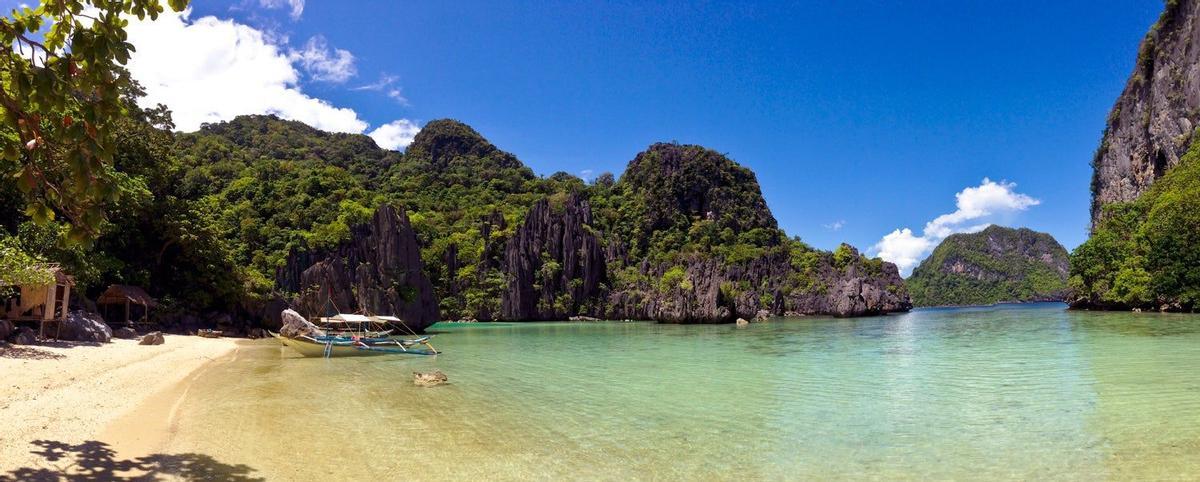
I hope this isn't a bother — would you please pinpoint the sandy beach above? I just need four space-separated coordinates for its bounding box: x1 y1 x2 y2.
0 335 240 478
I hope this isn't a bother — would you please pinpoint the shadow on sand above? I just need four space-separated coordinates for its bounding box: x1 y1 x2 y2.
0 343 66 360
1 440 263 481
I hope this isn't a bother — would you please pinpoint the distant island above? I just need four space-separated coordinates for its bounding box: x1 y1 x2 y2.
908 225 1069 307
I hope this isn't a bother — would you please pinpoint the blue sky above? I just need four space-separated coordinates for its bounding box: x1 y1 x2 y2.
8 0 1164 272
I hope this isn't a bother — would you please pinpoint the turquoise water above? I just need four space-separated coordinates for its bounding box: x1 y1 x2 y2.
174 303 1200 480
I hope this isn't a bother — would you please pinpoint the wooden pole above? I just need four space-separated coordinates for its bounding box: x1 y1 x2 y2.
125 299 130 325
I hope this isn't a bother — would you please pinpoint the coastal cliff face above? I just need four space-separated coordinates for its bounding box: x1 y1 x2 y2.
277 205 439 331
492 142 910 323
1071 0 1200 313
908 226 1069 307
502 194 609 320
1090 0 1200 225
605 245 909 321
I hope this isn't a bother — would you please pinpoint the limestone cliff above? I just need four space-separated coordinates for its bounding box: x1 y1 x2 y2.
1091 0 1200 225
277 205 439 331
501 194 609 320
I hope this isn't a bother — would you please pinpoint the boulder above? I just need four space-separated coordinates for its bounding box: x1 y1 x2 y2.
139 331 165 345
754 310 770 322
113 327 138 339
0 319 13 340
279 309 324 338
58 311 112 343
413 370 448 387
735 318 749 326
11 326 37 345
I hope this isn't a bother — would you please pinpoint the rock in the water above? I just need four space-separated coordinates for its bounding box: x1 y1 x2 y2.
735 318 749 325
413 370 448 387
754 310 770 322
114 327 138 339
139 331 165 345
279 309 324 338
11 326 37 345
568 315 602 322
277 205 439 332
58 311 112 343
0 319 12 340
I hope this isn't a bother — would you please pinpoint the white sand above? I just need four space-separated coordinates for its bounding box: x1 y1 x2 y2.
0 335 239 474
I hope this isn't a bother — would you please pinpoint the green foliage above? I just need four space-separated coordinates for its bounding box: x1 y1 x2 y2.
0 0 188 239
909 225 1070 307
832 244 856 269
0 232 51 286
1071 137 1200 310
660 266 688 292
613 143 783 262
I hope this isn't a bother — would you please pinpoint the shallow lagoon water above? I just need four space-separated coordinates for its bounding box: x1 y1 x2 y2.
173 303 1200 480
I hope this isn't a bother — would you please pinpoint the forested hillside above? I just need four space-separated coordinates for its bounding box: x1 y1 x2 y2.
3 103 911 329
908 226 1069 307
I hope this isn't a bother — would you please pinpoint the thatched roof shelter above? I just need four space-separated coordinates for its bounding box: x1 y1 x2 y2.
98 285 157 308
97 285 157 326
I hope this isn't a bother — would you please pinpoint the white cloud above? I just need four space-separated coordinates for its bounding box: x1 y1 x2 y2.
824 220 845 231
259 0 304 20
579 169 594 182
353 74 409 105
289 35 356 83
872 178 1040 276
369 119 421 151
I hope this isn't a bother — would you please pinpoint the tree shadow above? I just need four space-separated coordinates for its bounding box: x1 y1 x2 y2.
1 440 264 481
0 344 66 360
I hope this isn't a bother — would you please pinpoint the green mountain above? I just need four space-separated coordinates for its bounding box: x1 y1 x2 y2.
908 225 1069 307
2 111 912 331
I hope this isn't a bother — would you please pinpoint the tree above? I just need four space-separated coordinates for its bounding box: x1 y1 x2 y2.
0 0 188 241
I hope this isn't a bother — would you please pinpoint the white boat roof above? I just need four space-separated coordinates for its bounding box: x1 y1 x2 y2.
371 315 402 322
326 313 372 323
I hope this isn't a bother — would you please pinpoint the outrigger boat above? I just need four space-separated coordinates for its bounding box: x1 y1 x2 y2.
272 331 439 358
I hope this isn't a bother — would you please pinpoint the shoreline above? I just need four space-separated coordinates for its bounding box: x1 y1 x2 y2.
0 335 240 477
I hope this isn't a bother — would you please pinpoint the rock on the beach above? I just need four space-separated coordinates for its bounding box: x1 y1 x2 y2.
0 319 12 340
11 326 37 345
114 327 138 339
139 331 165 345
413 370 448 387
58 310 112 343
279 309 324 338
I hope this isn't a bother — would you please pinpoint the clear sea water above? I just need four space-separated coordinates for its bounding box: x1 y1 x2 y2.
172 303 1200 480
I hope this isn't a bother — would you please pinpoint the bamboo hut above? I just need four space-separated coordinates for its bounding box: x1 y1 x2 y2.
97 285 157 327
0 263 74 338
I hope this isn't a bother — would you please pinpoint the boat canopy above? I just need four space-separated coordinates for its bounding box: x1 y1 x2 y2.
324 313 373 323
370 315 402 323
